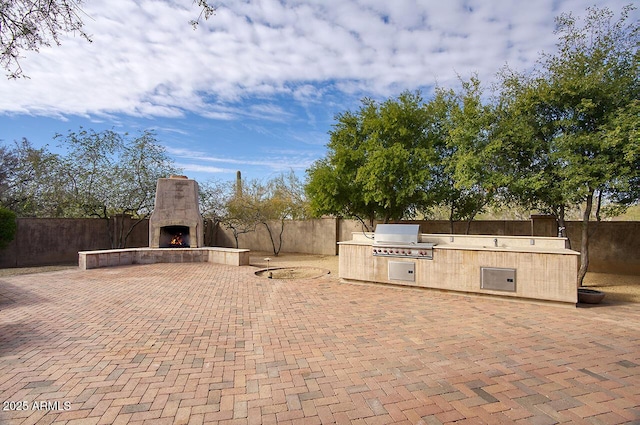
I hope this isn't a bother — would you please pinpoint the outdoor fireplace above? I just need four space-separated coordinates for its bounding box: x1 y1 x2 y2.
149 176 204 248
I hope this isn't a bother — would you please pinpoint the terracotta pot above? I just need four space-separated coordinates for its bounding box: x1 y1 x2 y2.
578 288 606 304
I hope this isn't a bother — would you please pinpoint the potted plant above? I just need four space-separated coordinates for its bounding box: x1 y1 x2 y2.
578 288 606 304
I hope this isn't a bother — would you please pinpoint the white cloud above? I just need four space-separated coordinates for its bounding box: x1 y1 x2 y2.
0 0 636 118
176 163 233 174
166 146 316 173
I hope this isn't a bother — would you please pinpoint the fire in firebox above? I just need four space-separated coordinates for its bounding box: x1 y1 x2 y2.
170 232 186 247
159 225 191 248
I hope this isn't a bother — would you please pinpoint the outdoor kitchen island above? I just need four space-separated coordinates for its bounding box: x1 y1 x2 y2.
339 224 581 305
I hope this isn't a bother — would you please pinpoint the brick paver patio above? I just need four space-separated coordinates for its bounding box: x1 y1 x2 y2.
0 263 638 424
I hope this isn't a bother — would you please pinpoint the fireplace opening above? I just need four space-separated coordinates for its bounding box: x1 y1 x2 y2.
159 226 191 248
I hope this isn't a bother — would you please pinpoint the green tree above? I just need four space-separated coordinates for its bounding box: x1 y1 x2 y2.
421 79 501 233
225 188 260 249
0 206 17 249
198 178 232 224
0 138 69 217
502 5 639 285
493 67 575 239
306 157 379 231
198 178 255 248
57 128 179 248
0 143 18 201
306 91 432 228
602 99 640 208
261 171 308 255
230 171 307 255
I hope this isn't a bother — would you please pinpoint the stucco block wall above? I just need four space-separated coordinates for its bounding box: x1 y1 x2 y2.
0 217 148 268
217 218 338 255
565 221 640 274
1 217 638 274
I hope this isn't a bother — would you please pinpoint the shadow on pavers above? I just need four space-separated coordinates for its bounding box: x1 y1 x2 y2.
0 281 51 356
0 321 55 356
0 280 48 312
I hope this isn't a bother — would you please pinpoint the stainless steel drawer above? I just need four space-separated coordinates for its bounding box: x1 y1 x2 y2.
481 267 516 292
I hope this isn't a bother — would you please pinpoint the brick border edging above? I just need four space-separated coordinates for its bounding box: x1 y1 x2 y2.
78 247 250 270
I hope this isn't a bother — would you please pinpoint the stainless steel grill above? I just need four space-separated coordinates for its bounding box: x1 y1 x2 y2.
372 224 435 259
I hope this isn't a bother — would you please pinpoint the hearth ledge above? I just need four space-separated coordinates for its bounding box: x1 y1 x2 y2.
78 247 250 270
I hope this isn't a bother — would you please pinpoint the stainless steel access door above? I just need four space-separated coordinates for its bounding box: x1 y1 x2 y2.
388 261 416 282
481 267 516 292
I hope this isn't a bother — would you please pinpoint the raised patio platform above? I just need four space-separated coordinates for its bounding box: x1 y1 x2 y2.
78 247 250 270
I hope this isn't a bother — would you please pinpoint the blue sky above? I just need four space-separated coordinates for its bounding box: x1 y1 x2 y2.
1 0 636 183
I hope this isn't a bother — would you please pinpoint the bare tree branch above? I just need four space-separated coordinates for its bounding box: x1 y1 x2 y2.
1 0 91 78
1 0 216 78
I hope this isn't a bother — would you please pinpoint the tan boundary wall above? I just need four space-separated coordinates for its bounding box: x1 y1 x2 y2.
215 218 339 255
215 217 639 275
1 217 638 274
0 217 149 268
565 221 640 275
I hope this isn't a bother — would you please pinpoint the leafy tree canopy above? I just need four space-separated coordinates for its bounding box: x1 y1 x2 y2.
56 128 179 222
0 128 179 248
496 4 639 284
0 138 68 217
228 171 307 255
421 78 502 232
306 91 432 228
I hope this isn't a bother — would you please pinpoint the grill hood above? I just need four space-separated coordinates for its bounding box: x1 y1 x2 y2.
373 224 420 245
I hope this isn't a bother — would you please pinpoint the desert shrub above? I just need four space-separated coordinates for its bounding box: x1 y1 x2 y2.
0 207 17 249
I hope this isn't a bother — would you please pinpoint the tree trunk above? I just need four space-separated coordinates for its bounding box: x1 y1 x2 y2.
556 205 571 249
122 216 147 248
577 189 594 287
104 208 115 249
449 202 455 234
594 189 602 222
115 215 126 249
465 208 480 235
263 221 280 256
589 188 603 239
233 230 239 249
354 215 372 233
276 218 285 255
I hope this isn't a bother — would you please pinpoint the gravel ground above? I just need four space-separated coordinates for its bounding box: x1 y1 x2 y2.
250 251 340 276
582 272 640 303
2 253 638 303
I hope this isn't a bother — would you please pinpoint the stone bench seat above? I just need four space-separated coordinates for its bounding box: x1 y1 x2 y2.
79 247 250 270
